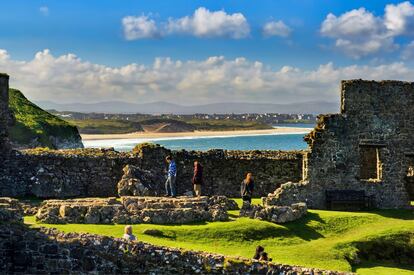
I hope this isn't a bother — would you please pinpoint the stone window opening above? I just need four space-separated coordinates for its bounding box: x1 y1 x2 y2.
359 146 382 181
408 166 414 177
405 155 414 201
302 153 309 181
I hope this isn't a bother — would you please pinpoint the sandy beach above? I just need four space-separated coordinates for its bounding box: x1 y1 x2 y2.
81 127 313 141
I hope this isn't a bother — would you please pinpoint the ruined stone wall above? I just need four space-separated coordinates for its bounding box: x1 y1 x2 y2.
274 80 414 209
0 224 346 274
0 75 302 199
0 73 11 156
0 146 302 199
0 148 140 198
138 144 303 197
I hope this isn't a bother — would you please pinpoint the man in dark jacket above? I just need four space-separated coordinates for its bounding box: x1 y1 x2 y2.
192 160 203 197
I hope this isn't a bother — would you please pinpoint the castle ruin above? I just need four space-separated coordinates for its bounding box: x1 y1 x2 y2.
272 80 414 209
0 74 413 209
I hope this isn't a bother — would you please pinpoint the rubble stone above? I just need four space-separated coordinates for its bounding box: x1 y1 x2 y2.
0 223 349 274
35 196 231 224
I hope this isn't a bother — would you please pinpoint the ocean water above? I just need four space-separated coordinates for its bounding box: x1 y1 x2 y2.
84 127 313 152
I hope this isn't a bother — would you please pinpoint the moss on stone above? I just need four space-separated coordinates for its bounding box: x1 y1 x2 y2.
132 142 161 156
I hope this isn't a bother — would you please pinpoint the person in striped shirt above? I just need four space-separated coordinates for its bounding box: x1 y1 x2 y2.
165 155 177 197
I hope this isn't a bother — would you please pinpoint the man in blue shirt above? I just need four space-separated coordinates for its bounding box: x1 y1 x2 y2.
165 155 177 197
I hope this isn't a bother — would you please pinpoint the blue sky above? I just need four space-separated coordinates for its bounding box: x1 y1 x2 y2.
0 0 413 104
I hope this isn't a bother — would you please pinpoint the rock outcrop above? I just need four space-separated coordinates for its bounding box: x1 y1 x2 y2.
8 88 83 149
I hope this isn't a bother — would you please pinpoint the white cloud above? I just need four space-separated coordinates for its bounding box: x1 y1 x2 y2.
320 8 396 58
262 20 292 37
0 49 413 105
39 6 49 16
165 7 250 38
384 1 414 35
122 15 160 40
321 2 414 58
122 7 249 40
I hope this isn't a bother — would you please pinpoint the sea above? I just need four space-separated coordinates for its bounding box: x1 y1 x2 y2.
83 123 314 152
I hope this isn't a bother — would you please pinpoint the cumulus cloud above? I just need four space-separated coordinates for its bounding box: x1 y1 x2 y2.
122 15 160 40
1 49 413 105
165 7 250 38
262 20 291 37
39 6 49 16
122 7 249 40
384 1 414 35
320 2 414 58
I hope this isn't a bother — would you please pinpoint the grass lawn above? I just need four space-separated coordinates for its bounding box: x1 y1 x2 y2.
25 198 414 274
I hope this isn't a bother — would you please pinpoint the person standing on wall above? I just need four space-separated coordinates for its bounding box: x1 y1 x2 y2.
165 155 177 197
241 172 254 204
192 160 203 197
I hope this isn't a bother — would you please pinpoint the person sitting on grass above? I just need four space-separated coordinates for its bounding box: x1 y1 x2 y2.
241 172 254 204
253 245 264 260
259 251 272 262
123 225 136 241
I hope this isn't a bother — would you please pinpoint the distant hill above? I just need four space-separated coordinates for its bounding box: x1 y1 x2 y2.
36 100 339 115
67 119 144 134
140 119 196 133
9 89 83 149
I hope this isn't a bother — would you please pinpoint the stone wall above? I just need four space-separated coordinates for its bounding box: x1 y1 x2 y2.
0 75 302 200
0 224 348 274
0 73 11 156
272 80 414 209
0 148 140 198
35 196 232 224
1 145 302 199
138 144 303 197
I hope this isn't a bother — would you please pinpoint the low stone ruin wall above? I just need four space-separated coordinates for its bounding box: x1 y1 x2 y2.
239 190 307 223
240 202 307 224
35 196 237 225
0 223 349 274
1 145 303 199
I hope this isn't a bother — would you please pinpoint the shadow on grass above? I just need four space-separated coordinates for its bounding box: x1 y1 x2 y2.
368 209 414 220
281 212 325 241
352 261 414 273
142 229 176 240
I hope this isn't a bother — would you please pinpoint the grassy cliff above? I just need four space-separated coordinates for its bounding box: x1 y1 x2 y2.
8 88 83 149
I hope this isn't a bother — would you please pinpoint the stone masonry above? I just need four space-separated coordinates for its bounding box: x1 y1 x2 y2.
0 73 12 157
271 80 414 209
35 196 233 224
0 223 349 274
1 146 302 199
0 75 302 199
